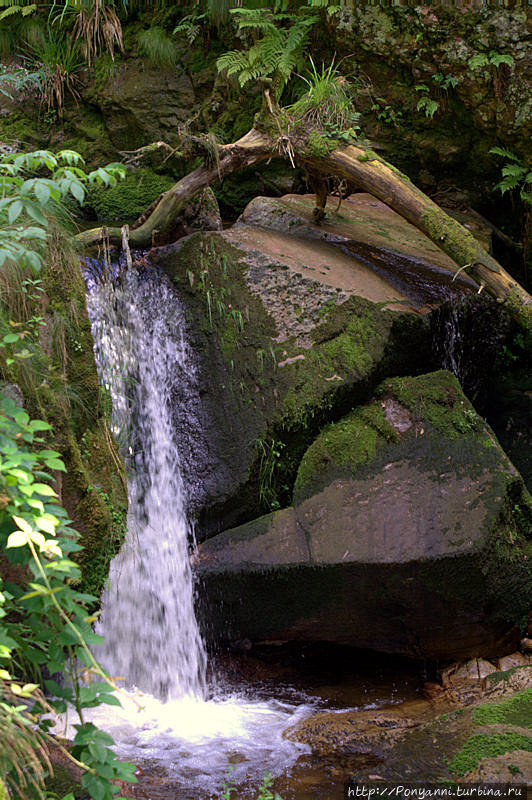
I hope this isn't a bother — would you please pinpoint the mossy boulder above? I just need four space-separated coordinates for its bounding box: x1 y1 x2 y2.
196 371 532 659
150 229 430 537
85 167 175 223
89 59 196 151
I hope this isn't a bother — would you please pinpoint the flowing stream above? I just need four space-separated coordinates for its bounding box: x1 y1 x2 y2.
82 261 312 796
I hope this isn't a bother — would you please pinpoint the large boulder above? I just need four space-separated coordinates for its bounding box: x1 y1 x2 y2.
151 228 430 536
90 59 196 151
196 371 532 659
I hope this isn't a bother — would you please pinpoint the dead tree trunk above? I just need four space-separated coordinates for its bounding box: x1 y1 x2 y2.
77 123 531 308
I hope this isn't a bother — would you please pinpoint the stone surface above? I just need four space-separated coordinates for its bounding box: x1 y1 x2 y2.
93 60 196 150
464 751 532 786
239 194 478 309
441 659 498 689
151 230 430 536
496 653 531 673
196 371 532 659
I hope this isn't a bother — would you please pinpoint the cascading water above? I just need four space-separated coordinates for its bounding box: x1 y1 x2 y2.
430 294 511 400
80 259 312 797
86 264 207 701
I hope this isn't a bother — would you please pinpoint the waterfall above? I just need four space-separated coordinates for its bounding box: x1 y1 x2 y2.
80 258 312 797
430 294 511 401
86 263 207 701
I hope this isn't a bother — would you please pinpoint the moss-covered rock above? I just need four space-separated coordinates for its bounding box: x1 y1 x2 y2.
151 228 429 536
0 231 127 600
85 166 175 223
196 371 532 659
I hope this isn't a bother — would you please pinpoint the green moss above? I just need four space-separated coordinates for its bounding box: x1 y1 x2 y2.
421 207 478 266
449 732 532 777
473 689 532 728
293 402 397 503
488 665 532 685
377 371 482 439
85 167 175 223
307 131 338 158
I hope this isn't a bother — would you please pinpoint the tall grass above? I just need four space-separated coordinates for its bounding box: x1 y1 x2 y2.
136 26 179 68
290 56 360 133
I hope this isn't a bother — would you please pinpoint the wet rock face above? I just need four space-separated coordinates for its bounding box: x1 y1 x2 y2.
93 60 195 150
196 372 532 660
151 226 430 537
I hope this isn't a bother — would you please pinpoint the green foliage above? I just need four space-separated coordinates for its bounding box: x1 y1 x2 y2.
289 57 360 140
137 26 179 68
489 148 532 206
55 0 123 67
468 51 514 70
0 147 132 797
216 7 317 94
0 393 137 799
0 149 125 272
257 436 285 511
414 85 439 119
173 11 207 45
85 166 173 223
370 97 402 127
0 64 41 101
26 27 85 117
472 689 532 728
256 771 282 800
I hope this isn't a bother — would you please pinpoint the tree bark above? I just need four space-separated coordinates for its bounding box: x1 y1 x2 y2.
77 125 531 307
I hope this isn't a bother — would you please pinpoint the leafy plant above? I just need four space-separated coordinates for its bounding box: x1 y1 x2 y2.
370 97 402 128
173 12 207 45
431 72 458 91
257 437 285 511
26 28 85 117
137 26 178 68
489 147 532 206
468 51 514 70
0 63 41 101
0 393 137 799
289 57 360 140
468 51 513 100
0 145 134 798
53 0 123 67
216 7 317 96
0 148 125 273
414 84 439 119
256 771 283 800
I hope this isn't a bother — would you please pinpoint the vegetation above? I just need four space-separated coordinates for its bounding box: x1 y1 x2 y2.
0 148 136 798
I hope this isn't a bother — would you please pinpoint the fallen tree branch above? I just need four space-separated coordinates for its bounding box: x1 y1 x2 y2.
77 107 532 307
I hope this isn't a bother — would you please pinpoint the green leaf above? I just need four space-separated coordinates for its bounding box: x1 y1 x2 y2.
45 457 66 471
69 180 85 205
8 200 23 224
34 181 51 206
468 53 489 69
6 530 29 548
32 483 57 497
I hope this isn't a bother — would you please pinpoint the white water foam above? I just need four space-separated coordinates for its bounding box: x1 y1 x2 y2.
84 262 312 793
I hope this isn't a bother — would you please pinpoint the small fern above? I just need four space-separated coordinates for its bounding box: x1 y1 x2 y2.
137 26 178 69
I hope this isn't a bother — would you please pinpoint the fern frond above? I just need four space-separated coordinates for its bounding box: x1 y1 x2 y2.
489 146 518 161
237 18 278 33
0 4 35 18
216 50 250 75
